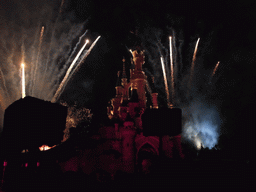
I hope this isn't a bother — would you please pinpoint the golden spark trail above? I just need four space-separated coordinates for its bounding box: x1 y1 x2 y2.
212 61 220 77
51 39 90 103
160 56 170 107
52 36 101 102
21 63 26 99
187 38 200 97
40 26 45 40
169 36 175 105
32 26 44 96
209 61 220 84
59 0 65 14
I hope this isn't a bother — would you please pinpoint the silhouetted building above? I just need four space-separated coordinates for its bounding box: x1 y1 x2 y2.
1 96 67 157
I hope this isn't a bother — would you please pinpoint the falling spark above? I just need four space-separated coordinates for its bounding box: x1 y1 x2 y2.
32 26 44 96
21 63 26 99
187 38 200 96
212 61 220 77
169 36 175 105
209 61 220 84
191 38 200 72
160 56 170 107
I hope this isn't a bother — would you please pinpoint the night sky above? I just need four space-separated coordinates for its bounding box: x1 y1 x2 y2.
1 0 256 159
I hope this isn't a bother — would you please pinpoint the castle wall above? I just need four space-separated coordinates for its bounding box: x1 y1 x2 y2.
121 129 136 173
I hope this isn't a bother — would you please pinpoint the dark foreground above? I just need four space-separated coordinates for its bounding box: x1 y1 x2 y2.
0 159 255 192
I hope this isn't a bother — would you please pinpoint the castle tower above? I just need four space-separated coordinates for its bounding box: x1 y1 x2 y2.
130 47 147 109
112 71 123 118
121 58 131 103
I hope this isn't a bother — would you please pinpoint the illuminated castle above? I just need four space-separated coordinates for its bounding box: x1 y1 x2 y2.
93 46 185 174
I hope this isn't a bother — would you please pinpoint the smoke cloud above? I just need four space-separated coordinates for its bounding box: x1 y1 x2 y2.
181 98 220 149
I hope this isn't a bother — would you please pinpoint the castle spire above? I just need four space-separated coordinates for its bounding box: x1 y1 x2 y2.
121 57 130 102
111 71 123 118
130 46 147 108
122 57 127 79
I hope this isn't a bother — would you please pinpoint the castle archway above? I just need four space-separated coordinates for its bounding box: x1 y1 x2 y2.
135 136 159 159
136 143 158 174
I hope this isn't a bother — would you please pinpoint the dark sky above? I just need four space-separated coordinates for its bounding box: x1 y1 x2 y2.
1 0 256 158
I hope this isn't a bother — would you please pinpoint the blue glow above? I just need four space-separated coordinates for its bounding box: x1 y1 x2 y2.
182 99 220 149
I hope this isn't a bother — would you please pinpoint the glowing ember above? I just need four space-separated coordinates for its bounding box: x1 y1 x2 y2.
39 145 56 151
21 149 29 153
